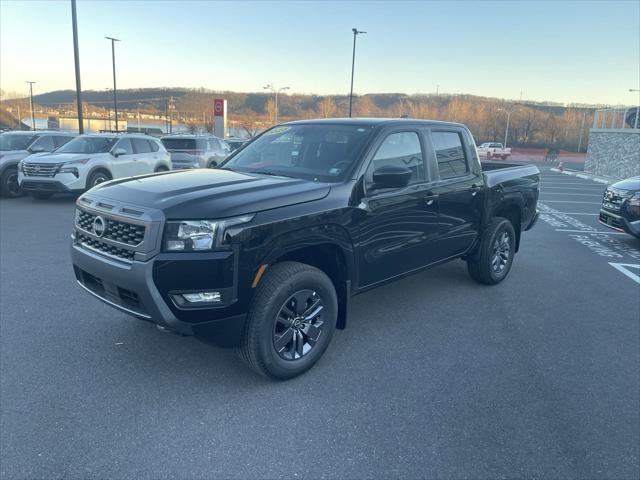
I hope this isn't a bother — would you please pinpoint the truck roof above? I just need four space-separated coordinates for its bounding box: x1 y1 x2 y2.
282 118 467 128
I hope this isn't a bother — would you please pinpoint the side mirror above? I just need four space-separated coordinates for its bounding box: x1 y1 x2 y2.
112 148 127 157
29 145 45 153
372 165 412 189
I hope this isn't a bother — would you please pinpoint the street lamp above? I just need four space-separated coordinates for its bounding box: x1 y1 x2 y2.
26 81 36 130
71 0 84 133
263 84 289 124
349 28 366 118
497 107 520 148
105 36 120 131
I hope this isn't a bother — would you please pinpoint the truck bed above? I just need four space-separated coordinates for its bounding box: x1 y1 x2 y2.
481 161 540 188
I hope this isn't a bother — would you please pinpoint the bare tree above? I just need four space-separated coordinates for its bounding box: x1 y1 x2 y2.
318 97 337 118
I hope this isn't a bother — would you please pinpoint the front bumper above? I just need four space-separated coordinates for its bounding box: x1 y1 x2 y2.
71 238 248 347
19 172 85 193
599 209 640 239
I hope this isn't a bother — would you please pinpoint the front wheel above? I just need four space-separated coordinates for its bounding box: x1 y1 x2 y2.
86 170 111 190
155 166 169 173
467 217 516 285
0 167 22 198
238 261 338 380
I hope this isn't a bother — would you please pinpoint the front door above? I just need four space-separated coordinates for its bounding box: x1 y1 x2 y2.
357 130 440 288
110 138 137 178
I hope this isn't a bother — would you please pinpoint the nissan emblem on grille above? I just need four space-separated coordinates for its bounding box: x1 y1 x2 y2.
92 216 107 237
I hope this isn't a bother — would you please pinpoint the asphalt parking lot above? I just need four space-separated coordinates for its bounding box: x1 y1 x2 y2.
1 167 638 479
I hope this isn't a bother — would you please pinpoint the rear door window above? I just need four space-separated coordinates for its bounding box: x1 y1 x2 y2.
147 140 159 152
132 138 152 153
431 131 469 179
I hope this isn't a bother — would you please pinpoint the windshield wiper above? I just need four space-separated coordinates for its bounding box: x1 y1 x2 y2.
248 170 295 178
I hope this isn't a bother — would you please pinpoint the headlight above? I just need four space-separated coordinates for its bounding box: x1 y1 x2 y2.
17 160 24 172
62 158 90 166
163 214 254 252
59 158 89 177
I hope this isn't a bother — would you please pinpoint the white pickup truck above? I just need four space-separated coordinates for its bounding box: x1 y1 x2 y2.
477 142 511 160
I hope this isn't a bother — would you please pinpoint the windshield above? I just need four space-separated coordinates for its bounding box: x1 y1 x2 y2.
222 124 375 182
0 134 36 151
56 136 117 154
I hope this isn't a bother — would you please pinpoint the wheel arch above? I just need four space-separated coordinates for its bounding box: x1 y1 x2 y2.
85 166 113 190
255 227 356 330
493 200 523 251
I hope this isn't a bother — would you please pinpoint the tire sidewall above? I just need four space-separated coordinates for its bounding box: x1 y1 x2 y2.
87 171 110 189
486 219 515 282
251 268 337 379
1 167 22 198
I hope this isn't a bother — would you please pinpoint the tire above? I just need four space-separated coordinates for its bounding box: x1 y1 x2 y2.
467 217 516 285
29 192 53 200
86 170 111 190
238 261 338 380
207 159 217 168
0 167 22 198
155 166 169 173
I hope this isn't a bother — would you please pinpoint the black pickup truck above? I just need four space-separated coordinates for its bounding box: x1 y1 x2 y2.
71 119 540 379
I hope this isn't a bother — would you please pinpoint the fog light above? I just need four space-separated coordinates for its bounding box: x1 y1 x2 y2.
182 291 221 303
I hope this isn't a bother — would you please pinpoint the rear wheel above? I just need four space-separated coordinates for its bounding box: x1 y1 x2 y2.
0 166 22 198
207 159 217 168
238 261 338 380
467 217 516 285
155 166 169 173
86 170 111 190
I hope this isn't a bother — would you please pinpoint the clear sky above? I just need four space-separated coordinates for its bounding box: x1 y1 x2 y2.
1 0 638 105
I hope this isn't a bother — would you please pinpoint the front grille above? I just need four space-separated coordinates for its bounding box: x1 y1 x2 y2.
23 163 60 177
21 181 63 191
76 210 145 246
77 232 135 261
599 211 624 230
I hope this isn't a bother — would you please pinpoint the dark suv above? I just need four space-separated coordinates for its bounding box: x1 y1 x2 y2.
599 176 640 238
161 134 230 169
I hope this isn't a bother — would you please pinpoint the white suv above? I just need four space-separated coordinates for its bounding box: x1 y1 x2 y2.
18 134 171 199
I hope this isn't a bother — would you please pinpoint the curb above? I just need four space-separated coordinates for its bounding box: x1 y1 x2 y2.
549 168 615 185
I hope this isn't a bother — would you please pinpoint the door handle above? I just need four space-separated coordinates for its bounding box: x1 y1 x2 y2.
425 199 435 206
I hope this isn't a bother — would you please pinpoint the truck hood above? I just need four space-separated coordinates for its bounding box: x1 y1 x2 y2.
611 176 640 192
88 168 331 219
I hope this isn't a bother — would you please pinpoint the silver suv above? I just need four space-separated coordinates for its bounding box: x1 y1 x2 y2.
161 134 231 169
0 131 76 197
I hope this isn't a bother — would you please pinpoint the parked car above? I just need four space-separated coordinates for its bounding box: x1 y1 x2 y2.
0 130 75 197
477 142 511 160
161 134 230 169
71 119 540 379
599 176 640 238
225 137 249 152
18 133 171 199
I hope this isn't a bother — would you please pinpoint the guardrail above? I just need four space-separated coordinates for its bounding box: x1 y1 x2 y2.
592 107 639 130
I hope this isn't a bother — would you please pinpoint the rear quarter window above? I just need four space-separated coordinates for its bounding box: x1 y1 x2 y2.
161 138 196 150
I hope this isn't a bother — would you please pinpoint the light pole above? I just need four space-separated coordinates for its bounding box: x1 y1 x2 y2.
26 81 36 130
497 107 519 148
264 84 289 124
71 0 84 133
349 28 366 118
629 89 639 92
105 36 120 131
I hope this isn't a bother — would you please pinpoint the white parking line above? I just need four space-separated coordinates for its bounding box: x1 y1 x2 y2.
555 229 627 235
553 213 599 215
541 200 602 204
609 263 640 284
541 186 605 191
540 193 605 197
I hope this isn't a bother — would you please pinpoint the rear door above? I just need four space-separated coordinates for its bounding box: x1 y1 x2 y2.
131 138 155 174
357 129 440 288
427 129 483 258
